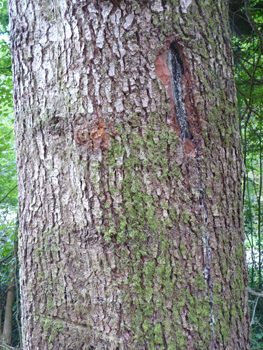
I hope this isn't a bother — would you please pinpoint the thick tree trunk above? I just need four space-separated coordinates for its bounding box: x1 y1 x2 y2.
8 0 250 349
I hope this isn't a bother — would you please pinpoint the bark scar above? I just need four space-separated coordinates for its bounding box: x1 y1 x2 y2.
155 41 196 157
90 120 110 152
74 117 110 152
167 42 190 140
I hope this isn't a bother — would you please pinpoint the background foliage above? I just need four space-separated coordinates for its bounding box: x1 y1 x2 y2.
0 0 19 348
230 0 263 348
0 0 16 210
0 0 262 348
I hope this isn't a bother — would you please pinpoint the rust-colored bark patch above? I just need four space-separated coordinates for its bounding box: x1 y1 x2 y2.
74 118 110 152
154 45 173 101
90 120 110 152
155 42 181 136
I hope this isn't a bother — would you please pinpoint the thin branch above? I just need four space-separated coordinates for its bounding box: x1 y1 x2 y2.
0 343 20 350
247 286 263 297
234 54 263 70
241 106 248 122
251 153 259 200
0 130 13 141
244 0 263 118
234 53 263 82
236 86 263 121
250 295 259 325
0 254 12 266
0 53 10 60
248 120 261 141
244 0 263 54
0 185 18 205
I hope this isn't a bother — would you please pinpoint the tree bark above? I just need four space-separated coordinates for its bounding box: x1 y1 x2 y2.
8 0 250 349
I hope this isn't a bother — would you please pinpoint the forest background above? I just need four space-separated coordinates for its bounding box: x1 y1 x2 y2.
0 0 262 348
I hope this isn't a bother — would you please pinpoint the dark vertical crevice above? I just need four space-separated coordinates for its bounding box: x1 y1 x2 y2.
161 0 167 8
167 42 192 142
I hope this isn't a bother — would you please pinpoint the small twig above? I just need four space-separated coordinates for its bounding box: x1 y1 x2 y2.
0 343 20 350
0 185 18 204
236 86 263 121
248 120 261 141
244 0 263 54
0 254 12 266
0 130 13 141
0 53 10 60
234 54 263 69
244 0 263 117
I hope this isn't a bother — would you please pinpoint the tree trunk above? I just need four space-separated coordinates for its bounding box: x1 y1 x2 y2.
2 240 17 345
8 0 250 349
2 281 15 345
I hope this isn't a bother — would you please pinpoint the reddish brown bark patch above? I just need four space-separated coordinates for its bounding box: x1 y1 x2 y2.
154 44 173 100
74 118 110 152
155 42 181 137
90 120 110 152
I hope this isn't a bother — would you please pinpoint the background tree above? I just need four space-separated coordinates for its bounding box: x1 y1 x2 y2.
0 0 17 208
7 0 251 349
0 0 20 348
230 0 263 348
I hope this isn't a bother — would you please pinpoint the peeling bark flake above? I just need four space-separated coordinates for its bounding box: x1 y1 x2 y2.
180 0 192 13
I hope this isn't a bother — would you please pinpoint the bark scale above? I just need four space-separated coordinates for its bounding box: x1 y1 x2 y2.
8 0 250 349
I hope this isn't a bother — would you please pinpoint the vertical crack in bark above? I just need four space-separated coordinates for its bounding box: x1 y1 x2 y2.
167 42 192 142
167 42 216 344
157 41 217 345
196 158 216 345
